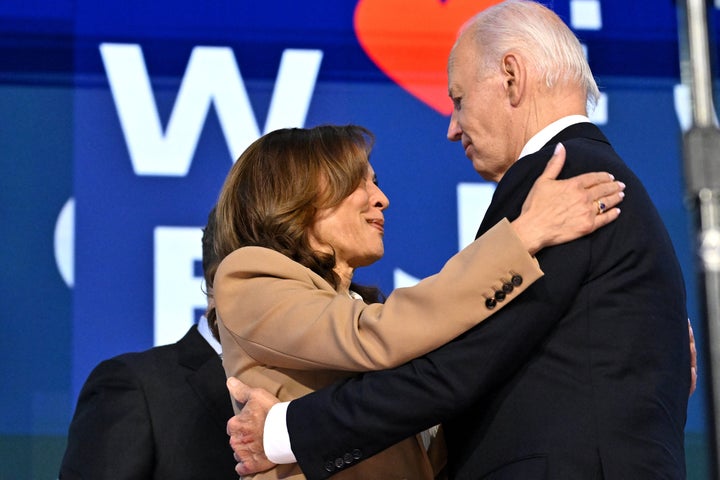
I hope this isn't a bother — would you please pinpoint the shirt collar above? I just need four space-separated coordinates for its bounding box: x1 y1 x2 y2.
197 315 222 355
518 115 591 159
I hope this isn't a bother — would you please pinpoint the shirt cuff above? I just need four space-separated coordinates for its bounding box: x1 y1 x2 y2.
264 401 297 464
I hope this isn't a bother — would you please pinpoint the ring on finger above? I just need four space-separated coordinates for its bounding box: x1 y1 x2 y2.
595 199 606 215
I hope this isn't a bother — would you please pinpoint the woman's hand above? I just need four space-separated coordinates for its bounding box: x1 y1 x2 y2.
512 143 625 255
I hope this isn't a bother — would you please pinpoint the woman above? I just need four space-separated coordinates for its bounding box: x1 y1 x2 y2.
213 124 623 479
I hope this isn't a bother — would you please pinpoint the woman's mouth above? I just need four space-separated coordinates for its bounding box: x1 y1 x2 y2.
367 218 384 233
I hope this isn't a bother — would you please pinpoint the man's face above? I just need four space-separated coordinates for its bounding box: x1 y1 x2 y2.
446 36 518 182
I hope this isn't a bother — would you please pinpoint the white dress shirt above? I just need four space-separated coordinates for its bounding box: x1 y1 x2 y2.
197 315 222 355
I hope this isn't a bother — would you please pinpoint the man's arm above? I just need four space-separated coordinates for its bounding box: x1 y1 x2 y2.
228 314 698 478
59 358 154 479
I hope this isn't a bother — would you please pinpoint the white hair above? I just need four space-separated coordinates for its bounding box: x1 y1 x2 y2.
455 0 600 109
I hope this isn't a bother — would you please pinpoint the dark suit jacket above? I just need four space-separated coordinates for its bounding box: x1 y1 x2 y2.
286 123 690 479
59 326 237 480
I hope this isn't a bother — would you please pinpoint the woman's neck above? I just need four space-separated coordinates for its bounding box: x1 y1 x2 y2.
334 263 354 295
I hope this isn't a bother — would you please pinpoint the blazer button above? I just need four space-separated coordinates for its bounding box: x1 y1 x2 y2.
343 453 354 465
494 290 506 302
502 282 514 293
352 449 362 460
324 461 336 472
334 457 345 469
485 297 497 309
511 274 523 286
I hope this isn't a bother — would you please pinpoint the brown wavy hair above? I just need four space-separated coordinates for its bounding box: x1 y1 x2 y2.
214 125 384 303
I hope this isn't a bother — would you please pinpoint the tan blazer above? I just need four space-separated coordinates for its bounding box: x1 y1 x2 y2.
215 218 542 480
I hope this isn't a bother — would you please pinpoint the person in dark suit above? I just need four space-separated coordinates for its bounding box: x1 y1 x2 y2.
59 210 237 480
225 1 692 479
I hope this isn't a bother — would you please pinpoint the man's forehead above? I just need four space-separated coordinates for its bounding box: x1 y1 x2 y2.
447 45 473 89
449 37 476 70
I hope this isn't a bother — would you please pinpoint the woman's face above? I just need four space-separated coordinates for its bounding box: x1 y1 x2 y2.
307 163 389 272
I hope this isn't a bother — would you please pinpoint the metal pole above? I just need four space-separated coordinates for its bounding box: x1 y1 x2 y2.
680 0 720 477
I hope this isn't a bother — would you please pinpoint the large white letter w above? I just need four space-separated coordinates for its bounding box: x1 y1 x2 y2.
99 43 323 176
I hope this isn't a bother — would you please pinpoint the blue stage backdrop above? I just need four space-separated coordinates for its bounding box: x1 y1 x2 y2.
0 0 716 477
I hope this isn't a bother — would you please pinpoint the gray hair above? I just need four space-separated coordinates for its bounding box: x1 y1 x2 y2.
456 0 600 109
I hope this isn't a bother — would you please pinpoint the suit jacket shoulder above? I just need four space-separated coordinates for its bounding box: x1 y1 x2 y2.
59 326 237 480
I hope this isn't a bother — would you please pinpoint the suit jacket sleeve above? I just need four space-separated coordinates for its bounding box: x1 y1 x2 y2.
215 218 542 372
59 358 155 480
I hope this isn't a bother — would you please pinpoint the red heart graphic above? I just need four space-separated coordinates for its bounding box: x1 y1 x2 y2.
354 0 502 116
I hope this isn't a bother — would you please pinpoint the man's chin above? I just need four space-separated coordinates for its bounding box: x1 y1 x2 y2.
469 158 487 176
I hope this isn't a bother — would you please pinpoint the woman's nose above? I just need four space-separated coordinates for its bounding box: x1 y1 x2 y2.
371 184 389 210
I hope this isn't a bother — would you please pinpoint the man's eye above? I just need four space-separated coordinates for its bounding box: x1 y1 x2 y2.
452 97 462 110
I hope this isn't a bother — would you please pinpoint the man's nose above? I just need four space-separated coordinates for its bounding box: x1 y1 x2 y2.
447 113 462 141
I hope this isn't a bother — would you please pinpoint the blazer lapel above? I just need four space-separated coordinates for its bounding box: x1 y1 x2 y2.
178 327 235 430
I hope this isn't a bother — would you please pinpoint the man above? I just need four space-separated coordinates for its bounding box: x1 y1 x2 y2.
228 1 691 478
59 209 237 480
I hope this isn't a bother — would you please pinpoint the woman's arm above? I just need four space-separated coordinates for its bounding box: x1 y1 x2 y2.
216 218 541 372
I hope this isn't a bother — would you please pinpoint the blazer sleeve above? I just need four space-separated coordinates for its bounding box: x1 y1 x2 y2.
215 218 543 372
59 359 155 480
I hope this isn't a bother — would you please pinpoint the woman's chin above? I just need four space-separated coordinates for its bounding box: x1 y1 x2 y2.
353 251 384 268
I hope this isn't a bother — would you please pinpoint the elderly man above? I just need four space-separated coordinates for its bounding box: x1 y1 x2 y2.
227 1 691 478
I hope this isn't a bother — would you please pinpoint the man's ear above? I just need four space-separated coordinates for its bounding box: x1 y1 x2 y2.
502 53 525 106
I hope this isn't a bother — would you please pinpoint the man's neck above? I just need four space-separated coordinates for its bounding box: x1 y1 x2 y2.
518 87 587 149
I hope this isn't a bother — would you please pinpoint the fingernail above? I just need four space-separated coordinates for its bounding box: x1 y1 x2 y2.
618 181 626 189
619 192 625 198
554 143 563 154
